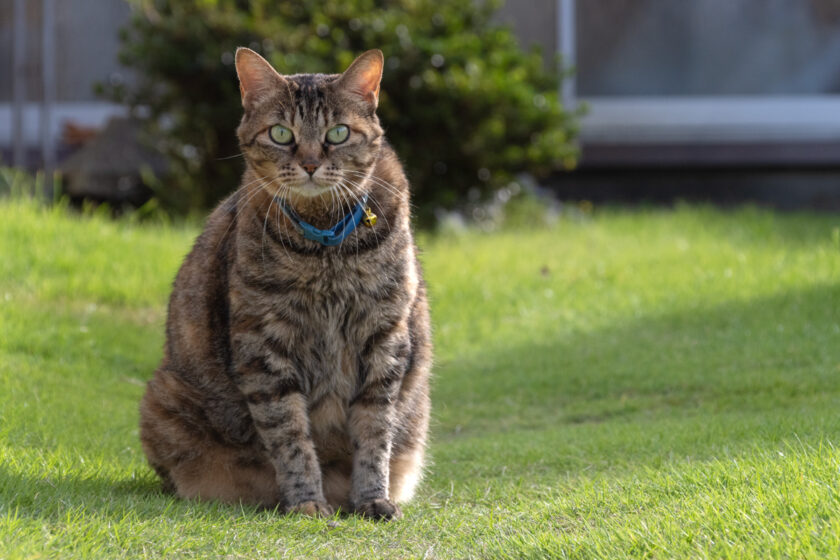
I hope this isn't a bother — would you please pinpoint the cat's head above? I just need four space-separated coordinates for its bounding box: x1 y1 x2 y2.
234 48 384 201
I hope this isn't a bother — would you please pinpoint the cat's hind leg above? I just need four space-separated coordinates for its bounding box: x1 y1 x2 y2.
389 444 425 503
167 443 279 508
140 368 280 508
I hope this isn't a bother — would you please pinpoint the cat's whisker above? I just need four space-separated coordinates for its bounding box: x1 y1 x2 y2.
261 176 285 264
215 152 245 161
215 178 278 250
339 181 366 257
341 177 392 238
335 180 380 256
274 183 293 262
233 174 283 215
343 170 404 199
341 173 399 238
332 182 355 253
321 185 336 233
318 189 329 215
339 181 365 260
217 183 262 244
329 184 341 226
344 176 405 218
343 173 401 199
340 177 389 236
240 172 282 191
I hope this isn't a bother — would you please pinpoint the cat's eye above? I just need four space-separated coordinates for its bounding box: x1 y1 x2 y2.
325 125 350 145
269 125 294 145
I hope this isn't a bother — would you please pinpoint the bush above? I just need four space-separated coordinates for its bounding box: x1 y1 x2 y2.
105 0 580 218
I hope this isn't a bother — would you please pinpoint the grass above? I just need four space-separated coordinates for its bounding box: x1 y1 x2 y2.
2 197 840 558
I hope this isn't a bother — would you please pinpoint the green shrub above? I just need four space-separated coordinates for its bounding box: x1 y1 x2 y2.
105 0 580 218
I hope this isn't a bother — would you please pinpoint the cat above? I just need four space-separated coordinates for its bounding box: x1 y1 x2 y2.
139 48 432 521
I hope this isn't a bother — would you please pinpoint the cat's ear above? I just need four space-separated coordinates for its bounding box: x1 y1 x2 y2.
336 50 384 107
235 47 285 106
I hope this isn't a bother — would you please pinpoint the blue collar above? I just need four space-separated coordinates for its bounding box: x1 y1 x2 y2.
274 194 369 247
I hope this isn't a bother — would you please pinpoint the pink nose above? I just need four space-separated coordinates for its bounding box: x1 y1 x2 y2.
301 161 319 175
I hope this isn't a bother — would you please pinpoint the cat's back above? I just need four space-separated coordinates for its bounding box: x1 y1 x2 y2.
162 193 240 373
140 191 258 473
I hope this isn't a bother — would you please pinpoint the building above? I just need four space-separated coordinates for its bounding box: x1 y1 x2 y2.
503 0 840 207
4 0 840 206
1 0 130 167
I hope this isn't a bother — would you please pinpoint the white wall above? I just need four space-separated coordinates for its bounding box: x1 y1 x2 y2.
0 0 132 102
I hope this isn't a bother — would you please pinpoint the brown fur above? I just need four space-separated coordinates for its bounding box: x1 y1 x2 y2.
139 49 432 520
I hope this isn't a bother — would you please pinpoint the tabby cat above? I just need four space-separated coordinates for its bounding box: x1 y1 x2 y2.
139 48 432 521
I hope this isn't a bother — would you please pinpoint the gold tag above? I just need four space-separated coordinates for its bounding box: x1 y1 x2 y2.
362 207 377 227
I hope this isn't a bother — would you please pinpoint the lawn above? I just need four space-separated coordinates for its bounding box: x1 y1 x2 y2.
1 197 840 558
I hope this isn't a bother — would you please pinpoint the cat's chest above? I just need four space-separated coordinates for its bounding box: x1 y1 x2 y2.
243 252 403 350
291 256 385 324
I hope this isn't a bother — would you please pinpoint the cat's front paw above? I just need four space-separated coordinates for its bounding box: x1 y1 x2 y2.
286 500 335 518
353 498 402 521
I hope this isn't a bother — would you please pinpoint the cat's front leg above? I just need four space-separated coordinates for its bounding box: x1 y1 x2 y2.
348 329 410 520
232 331 332 516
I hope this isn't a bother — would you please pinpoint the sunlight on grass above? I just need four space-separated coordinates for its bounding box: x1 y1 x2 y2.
1 198 839 558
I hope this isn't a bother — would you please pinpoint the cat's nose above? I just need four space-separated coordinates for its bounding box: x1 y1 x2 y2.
300 160 320 176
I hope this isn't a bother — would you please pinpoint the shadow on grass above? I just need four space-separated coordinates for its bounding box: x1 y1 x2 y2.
2 283 839 522
0 466 163 518
431 282 840 477
0 464 274 523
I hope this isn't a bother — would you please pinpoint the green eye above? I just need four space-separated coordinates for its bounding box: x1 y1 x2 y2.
325 125 350 144
269 125 294 145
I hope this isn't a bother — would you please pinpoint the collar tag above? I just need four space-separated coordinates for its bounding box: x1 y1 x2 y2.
362 207 377 227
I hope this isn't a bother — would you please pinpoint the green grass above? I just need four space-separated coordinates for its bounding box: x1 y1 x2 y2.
2 197 840 558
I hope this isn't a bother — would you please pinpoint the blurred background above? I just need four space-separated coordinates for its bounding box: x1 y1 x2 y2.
3 0 840 218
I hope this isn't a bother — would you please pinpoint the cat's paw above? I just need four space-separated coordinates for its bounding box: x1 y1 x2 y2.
286 500 335 518
353 498 402 521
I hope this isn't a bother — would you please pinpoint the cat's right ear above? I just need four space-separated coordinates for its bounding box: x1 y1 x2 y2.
235 48 285 107
336 50 384 108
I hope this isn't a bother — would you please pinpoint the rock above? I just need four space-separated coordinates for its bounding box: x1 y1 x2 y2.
60 117 166 207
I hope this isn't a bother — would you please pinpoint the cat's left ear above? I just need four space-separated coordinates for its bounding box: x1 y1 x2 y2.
336 50 384 108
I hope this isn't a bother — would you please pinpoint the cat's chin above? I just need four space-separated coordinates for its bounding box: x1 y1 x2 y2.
287 181 335 198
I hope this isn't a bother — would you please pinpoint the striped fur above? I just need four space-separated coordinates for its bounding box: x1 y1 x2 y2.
139 49 432 520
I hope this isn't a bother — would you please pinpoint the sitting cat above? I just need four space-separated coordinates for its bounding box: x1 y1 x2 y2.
139 48 432 520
